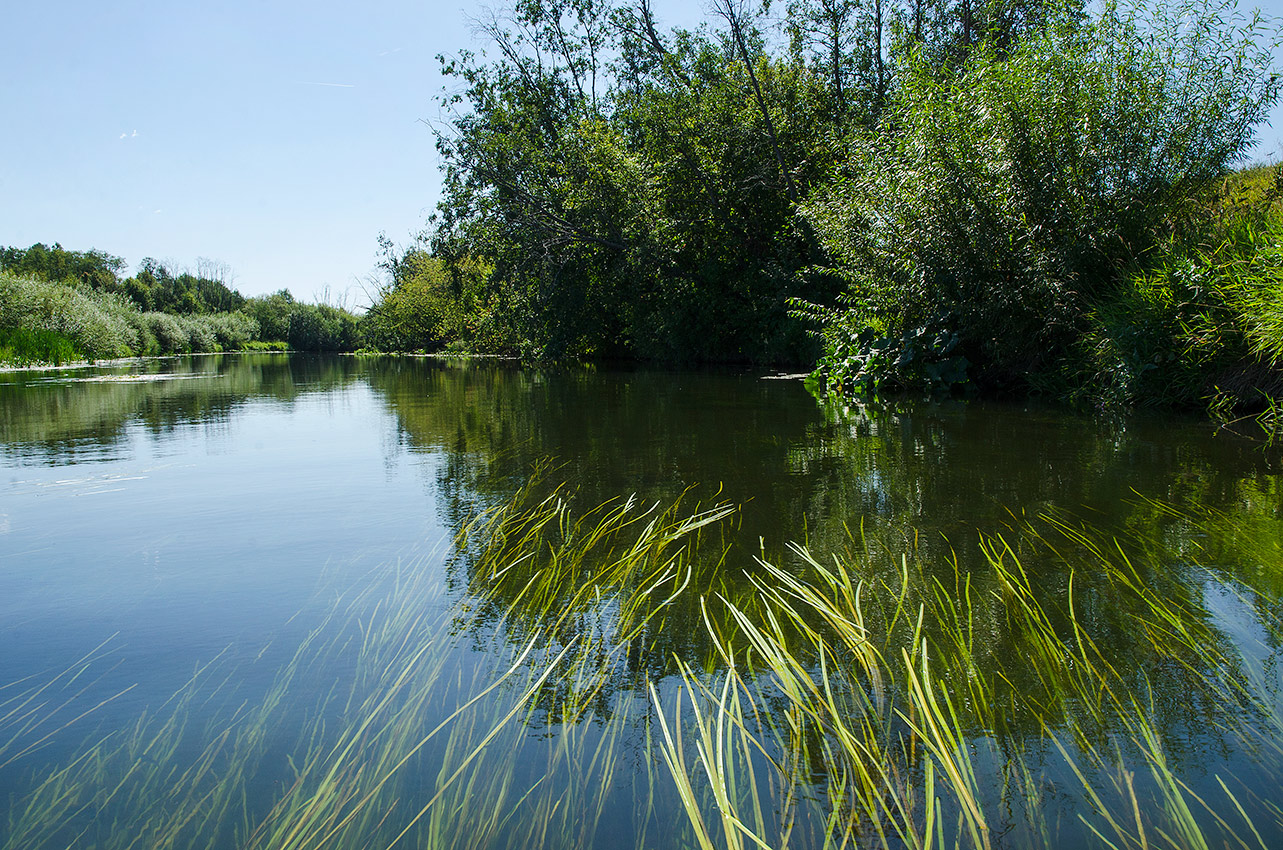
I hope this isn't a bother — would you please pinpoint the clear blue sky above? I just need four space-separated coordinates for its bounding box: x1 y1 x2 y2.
1 0 1281 304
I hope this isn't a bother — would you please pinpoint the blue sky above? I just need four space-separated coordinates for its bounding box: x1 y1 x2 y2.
2 0 1281 303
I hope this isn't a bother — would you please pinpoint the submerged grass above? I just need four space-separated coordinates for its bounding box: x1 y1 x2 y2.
2 480 1281 849
0 557 631 850
651 510 1283 850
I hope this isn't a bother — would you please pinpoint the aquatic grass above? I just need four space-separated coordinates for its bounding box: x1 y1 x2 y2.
455 471 737 717
0 558 592 850
650 504 1283 850
4 482 1282 850
1 522 669 850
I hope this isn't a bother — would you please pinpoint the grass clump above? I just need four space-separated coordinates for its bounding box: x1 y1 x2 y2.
0 326 82 366
651 511 1283 850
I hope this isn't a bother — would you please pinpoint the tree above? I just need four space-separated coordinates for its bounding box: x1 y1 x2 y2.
800 0 1281 392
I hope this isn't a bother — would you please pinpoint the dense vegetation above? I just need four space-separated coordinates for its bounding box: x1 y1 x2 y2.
0 243 359 364
365 0 1282 413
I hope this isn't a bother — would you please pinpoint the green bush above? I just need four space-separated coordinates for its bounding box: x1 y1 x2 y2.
180 315 218 352
360 250 506 354
143 311 190 353
205 312 259 349
0 272 138 358
802 0 1280 394
242 291 295 342
1063 164 1283 410
1 271 275 363
287 303 358 352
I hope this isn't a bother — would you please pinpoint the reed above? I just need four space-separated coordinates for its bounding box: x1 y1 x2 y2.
653 508 1283 850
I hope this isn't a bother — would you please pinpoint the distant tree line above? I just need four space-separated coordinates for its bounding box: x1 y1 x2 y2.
0 242 359 363
1 243 248 315
366 0 1283 413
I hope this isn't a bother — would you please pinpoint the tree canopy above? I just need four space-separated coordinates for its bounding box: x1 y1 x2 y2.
386 0 1280 403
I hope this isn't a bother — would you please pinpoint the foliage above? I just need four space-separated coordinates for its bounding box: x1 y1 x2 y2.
419 0 1281 400
800 0 1281 395
360 239 508 353
236 291 362 352
802 302 971 395
0 242 126 290
1061 163 1283 412
0 244 245 315
241 290 296 342
0 272 141 359
428 0 846 363
203 311 261 350
125 257 246 315
0 272 284 363
0 326 81 366
286 302 358 352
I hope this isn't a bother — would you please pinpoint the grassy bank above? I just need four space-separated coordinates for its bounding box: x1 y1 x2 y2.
2 478 1279 849
1064 164 1283 417
0 271 363 365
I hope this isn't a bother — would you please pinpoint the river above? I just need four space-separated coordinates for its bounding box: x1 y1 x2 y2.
1 353 1280 849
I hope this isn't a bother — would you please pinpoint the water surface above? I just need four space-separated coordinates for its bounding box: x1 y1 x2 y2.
1 354 1280 848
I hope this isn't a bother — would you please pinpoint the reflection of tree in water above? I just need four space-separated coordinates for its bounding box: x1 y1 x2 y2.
0 353 360 464
363 354 1281 572
364 358 1283 767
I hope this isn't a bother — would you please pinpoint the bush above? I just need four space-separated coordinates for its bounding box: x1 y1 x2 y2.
0 272 138 358
802 0 1281 394
287 303 358 351
0 271 270 363
180 315 218 352
242 292 295 342
205 312 259 349
1062 164 1283 410
143 311 190 353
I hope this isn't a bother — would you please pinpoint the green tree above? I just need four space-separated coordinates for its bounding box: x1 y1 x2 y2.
242 290 297 342
800 0 1281 393
433 0 838 364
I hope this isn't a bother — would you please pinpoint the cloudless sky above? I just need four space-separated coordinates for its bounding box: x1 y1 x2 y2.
2 0 1281 303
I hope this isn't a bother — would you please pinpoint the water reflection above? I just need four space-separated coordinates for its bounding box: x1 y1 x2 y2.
0 354 361 464
1 354 1280 849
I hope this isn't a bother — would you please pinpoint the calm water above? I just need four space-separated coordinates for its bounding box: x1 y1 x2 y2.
1 353 1280 848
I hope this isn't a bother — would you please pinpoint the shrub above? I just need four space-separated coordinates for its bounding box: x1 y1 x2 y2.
179 315 218 352
142 311 189 353
1063 164 1283 410
287 303 358 352
204 312 259 349
801 0 1281 394
0 272 138 358
242 292 295 342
